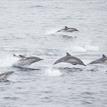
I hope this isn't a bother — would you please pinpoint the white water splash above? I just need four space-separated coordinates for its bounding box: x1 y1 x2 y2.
45 28 59 35
84 45 99 51
0 54 18 67
45 66 62 76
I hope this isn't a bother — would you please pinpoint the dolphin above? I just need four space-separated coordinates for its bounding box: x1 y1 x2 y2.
13 54 43 67
54 52 85 66
0 71 14 82
89 54 107 65
57 26 79 33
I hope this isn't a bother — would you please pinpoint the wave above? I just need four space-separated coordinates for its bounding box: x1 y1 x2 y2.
0 54 18 67
45 66 62 76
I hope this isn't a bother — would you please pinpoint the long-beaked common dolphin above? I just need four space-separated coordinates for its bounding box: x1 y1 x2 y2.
89 54 107 65
0 71 13 82
54 52 85 66
13 54 43 67
57 26 79 33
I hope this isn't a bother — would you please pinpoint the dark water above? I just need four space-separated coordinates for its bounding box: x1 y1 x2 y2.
0 0 107 107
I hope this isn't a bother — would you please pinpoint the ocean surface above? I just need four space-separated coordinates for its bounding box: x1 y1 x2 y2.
0 0 107 107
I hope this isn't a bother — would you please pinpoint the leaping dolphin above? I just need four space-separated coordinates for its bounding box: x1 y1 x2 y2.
54 52 85 66
57 26 79 33
0 71 13 82
13 54 43 67
89 54 107 65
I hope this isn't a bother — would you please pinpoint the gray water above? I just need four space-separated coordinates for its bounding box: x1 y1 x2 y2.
0 0 107 107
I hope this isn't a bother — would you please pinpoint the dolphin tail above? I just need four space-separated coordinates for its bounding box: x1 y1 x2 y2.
53 60 59 65
57 30 62 32
75 29 79 31
53 58 63 65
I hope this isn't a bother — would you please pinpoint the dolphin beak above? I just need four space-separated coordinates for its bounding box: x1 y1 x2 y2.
39 58 43 61
76 29 79 31
83 64 86 66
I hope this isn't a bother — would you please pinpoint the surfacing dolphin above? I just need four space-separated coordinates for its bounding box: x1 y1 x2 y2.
54 52 85 66
13 54 43 67
57 26 79 33
89 54 107 65
0 71 13 82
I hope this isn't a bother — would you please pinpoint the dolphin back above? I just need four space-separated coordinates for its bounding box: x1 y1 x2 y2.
89 54 107 65
14 56 43 66
54 53 85 66
54 57 66 65
89 58 105 64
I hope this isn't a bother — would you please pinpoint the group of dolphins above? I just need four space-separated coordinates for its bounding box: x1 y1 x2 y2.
11 52 107 67
0 51 107 82
0 26 106 82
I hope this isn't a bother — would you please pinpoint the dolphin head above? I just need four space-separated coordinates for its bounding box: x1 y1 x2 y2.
35 57 43 61
75 29 79 31
78 61 86 66
70 28 79 31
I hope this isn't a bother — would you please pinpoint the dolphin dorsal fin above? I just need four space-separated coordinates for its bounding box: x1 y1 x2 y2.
102 54 106 58
66 52 71 56
64 26 68 30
